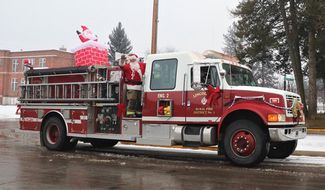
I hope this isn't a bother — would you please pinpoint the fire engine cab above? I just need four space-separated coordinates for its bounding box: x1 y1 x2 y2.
19 51 307 166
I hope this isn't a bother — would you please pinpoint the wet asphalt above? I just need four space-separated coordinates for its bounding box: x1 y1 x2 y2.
1 120 325 190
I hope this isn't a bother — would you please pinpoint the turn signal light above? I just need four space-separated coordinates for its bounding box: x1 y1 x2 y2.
268 114 278 122
267 114 286 122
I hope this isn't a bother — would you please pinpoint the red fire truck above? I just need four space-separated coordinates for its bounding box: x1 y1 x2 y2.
19 51 306 166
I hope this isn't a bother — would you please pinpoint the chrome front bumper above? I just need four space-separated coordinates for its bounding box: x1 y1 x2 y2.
268 126 307 142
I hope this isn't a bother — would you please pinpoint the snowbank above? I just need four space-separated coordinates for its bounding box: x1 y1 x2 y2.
297 135 325 152
0 105 20 120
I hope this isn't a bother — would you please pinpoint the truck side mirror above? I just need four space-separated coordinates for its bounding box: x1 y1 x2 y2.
192 64 202 91
193 64 201 83
219 69 226 77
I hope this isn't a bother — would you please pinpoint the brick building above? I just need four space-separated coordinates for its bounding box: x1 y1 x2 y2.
0 49 74 104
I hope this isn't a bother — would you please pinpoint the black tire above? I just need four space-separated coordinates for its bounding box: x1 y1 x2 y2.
42 117 68 151
90 139 118 148
63 138 78 151
267 140 297 159
223 120 268 167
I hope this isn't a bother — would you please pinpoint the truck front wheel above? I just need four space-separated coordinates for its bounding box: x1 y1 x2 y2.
267 140 297 159
42 117 68 151
223 120 268 166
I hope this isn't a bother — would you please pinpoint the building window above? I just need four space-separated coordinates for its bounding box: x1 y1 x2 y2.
39 58 46 67
12 59 18 72
28 58 35 66
150 59 178 90
11 78 18 91
21 79 25 85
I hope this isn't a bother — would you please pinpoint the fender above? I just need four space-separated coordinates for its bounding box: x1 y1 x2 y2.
41 110 69 134
217 101 284 135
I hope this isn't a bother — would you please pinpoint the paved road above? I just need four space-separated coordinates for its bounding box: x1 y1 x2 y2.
1 120 325 190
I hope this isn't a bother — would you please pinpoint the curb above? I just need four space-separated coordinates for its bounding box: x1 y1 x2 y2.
293 150 325 157
307 128 325 134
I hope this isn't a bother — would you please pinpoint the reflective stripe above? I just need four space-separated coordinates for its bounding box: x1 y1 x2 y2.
186 117 220 122
142 116 185 122
142 116 220 122
66 120 82 124
20 106 88 110
20 117 42 122
20 117 82 124
80 115 88 120
268 121 305 126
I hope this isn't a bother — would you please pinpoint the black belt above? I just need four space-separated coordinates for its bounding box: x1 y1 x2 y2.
125 80 142 85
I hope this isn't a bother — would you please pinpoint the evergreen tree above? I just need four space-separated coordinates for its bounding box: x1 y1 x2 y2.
223 24 241 57
223 0 325 116
307 0 325 117
226 0 279 87
107 22 133 63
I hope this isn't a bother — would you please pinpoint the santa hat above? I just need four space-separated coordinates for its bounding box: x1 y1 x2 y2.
127 54 139 62
81 25 89 31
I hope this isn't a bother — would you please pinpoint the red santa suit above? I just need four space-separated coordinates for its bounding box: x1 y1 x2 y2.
120 54 146 90
120 54 146 116
76 25 98 43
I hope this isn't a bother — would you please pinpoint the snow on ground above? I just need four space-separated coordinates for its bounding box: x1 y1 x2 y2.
0 105 20 120
0 105 324 153
297 135 325 152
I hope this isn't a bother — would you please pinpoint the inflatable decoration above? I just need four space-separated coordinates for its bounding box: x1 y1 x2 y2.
73 25 109 66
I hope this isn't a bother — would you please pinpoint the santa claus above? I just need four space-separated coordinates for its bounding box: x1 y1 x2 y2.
76 25 98 43
119 54 146 117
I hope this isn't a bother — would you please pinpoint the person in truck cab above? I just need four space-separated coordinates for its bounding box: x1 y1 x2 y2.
119 54 146 117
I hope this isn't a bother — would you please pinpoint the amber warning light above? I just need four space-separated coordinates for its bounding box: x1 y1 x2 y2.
267 114 286 122
157 99 172 116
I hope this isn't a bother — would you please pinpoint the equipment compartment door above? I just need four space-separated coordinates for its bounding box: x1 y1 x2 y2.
95 106 120 134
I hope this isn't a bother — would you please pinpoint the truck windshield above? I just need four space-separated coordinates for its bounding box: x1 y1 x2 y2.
222 63 257 86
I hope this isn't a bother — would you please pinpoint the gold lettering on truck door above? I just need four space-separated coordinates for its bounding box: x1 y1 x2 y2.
157 93 170 99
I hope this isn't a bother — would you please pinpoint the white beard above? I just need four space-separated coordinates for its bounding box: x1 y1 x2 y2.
130 61 142 80
83 30 98 41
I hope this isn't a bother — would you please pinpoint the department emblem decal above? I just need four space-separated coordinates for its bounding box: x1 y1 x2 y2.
201 97 207 105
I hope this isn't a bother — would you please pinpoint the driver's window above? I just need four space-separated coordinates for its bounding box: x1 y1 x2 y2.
191 66 219 88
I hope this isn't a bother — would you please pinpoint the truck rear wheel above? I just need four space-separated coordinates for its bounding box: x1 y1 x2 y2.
90 139 118 148
267 140 297 159
223 120 268 166
42 117 69 151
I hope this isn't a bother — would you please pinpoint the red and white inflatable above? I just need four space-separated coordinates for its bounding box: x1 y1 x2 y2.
76 25 98 43
73 25 109 66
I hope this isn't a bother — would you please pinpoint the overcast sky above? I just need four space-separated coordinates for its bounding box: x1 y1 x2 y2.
0 0 238 56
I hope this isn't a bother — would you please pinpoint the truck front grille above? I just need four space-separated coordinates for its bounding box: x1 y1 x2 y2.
285 94 301 116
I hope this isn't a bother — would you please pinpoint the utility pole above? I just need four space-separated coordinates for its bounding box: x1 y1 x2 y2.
151 0 159 54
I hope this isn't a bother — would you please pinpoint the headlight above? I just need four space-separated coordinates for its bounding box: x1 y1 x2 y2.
269 98 280 104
